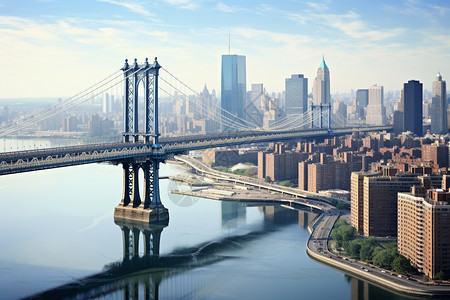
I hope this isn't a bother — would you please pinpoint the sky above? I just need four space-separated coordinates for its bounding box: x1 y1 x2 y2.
1 0 450 98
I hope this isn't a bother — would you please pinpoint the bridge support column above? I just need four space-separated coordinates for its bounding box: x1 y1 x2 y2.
143 162 154 209
319 105 323 129
132 227 140 258
115 158 169 224
121 163 132 206
152 160 162 207
121 225 131 260
327 104 331 130
131 163 141 208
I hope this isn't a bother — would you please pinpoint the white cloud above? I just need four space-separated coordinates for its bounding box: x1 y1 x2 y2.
163 0 199 10
288 10 405 42
98 0 153 16
216 3 247 13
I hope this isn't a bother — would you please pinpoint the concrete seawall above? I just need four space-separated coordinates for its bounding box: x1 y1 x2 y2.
306 244 449 297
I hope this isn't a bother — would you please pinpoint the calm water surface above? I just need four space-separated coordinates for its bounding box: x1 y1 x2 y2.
0 159 425 299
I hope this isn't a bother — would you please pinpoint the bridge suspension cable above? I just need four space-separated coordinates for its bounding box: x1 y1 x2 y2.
158 77 252 132
160 67 261 132
0 66 148 137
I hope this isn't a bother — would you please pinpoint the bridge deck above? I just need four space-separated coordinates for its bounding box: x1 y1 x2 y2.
0 125 392 175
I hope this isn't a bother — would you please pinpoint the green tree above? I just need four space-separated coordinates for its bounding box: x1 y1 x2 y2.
360 238 377 262
265 176 272 183
436 271 447 281
336 202 349 210
392 255 414 274
280 180 294 187
233 169 245 175
340 226 356 240
373 249 396 268
332 228 343 241
346 240 362 259
334 218 348 228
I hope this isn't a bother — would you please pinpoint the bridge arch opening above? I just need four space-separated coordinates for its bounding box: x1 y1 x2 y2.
137 78 146 141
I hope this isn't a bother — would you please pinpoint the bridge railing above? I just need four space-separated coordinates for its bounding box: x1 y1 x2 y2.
0 125 393 175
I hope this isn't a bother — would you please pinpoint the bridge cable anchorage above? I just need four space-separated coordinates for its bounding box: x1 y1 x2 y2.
0 66 148 137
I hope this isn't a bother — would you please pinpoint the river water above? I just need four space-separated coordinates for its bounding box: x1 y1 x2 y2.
0 151 423 299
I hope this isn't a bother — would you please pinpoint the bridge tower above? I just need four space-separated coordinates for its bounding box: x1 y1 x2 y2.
114 57 169 223
310 103 332 130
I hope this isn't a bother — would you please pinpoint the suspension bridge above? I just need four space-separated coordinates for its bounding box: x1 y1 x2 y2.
0 57 392 222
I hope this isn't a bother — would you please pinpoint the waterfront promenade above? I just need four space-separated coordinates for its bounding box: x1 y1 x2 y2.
173 155 450 298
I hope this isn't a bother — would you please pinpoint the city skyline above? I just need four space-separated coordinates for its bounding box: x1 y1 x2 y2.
1 0 450 98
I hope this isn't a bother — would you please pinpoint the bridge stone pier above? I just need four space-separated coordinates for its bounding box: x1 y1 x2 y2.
114 57 169 224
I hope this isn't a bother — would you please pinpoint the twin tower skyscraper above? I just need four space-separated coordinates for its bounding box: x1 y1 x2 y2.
220 54 330 130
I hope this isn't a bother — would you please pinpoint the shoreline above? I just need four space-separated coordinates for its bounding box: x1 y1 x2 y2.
170 155 450 298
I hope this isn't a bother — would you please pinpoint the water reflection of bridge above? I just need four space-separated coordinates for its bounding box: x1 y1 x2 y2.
26 204 317 300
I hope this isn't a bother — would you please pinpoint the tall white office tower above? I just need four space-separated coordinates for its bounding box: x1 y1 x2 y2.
312 56 330 105
431 73 447 134
365 85 386 125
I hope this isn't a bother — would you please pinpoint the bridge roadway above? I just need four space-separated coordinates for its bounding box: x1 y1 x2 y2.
0 125 392 175
173 155 336 209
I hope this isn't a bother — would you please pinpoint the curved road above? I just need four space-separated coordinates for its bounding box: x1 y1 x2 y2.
175 155 450 297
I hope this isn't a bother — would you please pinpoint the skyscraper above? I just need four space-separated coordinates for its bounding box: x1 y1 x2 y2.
403 80 423 136
313 56 330 105
285 74 308 115
355 89 368 120
221 54 246 131
247 83 264 127
365 85 386 125
431 73 447 134
393 89 405 134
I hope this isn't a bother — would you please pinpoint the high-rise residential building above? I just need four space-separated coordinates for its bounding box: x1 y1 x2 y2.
403 80 423 136
221 54 246 131
285 74 308 115
306 155 361 193
398 186 450 279
350 171 380 234
355 89 369 120
362 174 420 237
431 73 447 134
365 85 386 125
422 143 449 168
313 56 330 105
